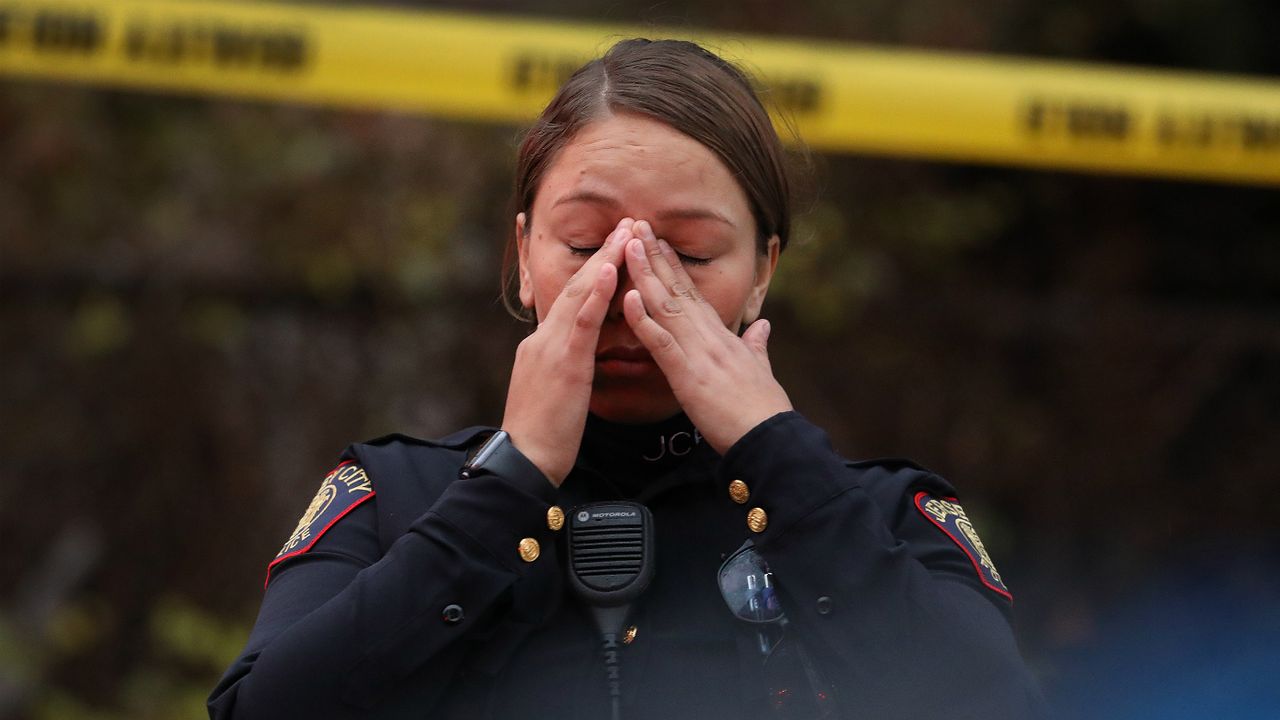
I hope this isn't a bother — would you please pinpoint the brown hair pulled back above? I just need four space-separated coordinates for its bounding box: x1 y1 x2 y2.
506 38 794 317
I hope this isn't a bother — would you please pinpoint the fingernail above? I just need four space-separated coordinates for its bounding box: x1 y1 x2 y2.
629 238 645 257
761 319 771 340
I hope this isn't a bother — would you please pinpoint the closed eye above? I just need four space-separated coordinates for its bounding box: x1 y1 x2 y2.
568 245 601 257
569 245 710 267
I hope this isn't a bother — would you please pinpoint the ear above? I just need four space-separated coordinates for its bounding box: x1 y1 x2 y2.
741 235 781 325
515 212 535 310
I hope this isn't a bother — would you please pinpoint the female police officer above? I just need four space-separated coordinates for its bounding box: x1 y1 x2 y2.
209 39 1045 719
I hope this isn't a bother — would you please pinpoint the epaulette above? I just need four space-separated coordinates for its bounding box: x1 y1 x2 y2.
843 456 932 473
356 426 496 452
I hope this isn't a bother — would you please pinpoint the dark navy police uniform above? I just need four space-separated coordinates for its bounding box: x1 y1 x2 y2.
209 411 1046 719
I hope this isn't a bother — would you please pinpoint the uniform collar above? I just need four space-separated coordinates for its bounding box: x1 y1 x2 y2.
568 412 718 502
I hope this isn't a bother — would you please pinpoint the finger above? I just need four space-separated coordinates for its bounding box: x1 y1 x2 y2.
574 216 632 278
635 222 719 331
633 220 683 294
566 262 618 357
654 237 749 354
649 234 705 304
624 237 695 334
623 288 688 372
741 318 773 369
544 218 632 325
595 216 633 267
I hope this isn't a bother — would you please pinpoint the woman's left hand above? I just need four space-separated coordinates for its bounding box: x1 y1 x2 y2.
621 221 793 455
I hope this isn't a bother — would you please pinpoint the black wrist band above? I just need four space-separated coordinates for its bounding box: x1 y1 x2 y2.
459 430 546 482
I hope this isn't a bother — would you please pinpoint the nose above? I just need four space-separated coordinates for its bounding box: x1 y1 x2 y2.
607 257 636 319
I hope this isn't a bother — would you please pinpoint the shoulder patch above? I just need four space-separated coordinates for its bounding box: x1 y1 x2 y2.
913 491 1012 602
265 461 376 588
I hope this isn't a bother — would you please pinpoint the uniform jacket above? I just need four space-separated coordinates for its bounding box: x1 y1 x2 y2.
209 411 1046 719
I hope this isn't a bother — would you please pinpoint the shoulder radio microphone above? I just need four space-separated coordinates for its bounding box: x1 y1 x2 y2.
566 501 655 720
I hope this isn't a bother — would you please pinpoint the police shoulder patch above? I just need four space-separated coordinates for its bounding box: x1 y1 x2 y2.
265 461 376 587
913 491 1012 601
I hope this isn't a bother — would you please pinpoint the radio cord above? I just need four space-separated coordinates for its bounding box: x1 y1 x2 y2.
587 604 630 720
601 631 622 720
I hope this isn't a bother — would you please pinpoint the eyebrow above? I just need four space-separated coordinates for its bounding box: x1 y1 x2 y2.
551 190 736 227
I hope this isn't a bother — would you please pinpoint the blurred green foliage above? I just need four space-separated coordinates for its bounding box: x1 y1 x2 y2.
2 596 247 720
65 294 133 358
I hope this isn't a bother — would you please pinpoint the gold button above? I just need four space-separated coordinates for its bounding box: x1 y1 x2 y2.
518 537 540 562
547 505 565 531
622 625 638 645
746 507 768 533
728 479 750 504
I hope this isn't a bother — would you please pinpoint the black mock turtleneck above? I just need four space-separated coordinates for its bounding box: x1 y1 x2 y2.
572 412 716 501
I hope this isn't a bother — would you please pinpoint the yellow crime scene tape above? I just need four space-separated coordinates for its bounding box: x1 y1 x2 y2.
2 0 1278 186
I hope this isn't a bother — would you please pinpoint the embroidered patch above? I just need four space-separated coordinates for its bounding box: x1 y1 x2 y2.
265 461 375 587
914 491 1011 601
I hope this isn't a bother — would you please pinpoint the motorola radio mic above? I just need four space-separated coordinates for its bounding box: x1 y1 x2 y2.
566 501 656 720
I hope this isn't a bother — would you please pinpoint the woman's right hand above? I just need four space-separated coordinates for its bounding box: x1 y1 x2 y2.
501 217 633 486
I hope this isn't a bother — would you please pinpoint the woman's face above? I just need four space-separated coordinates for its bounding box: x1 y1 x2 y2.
517 111 780 424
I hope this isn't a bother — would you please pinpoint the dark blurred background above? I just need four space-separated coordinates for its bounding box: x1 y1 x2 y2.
2 1 1278 718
